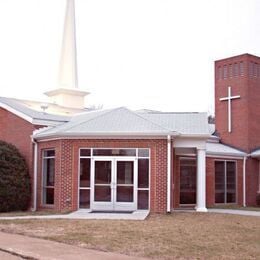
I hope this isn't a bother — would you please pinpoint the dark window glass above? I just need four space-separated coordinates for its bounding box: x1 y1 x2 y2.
44 150 55 157
80 149 91 157
43 150 55 205
138 190 149 209
80 158 90 187
138 149 149 157
93 149 136 156
117 186 133 202
138 159 149 188
180 159 196 204
215 161 236 204
43 188 54 205
79 189 90 208
117 161 134 185
94 186 111 202
226 162 236 203
215 161 225 203
95 161 111 184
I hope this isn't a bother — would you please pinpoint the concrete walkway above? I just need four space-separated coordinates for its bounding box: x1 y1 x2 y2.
0 210 149 221
208 208 260 217
0 232 145 260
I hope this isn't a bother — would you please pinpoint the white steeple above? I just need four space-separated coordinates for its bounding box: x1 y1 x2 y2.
45 0 89 109
58 0 78 89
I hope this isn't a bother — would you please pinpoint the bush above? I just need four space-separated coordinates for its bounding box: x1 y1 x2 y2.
0 141 31 212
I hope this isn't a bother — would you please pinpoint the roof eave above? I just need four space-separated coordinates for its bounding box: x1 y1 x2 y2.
33 131 180 141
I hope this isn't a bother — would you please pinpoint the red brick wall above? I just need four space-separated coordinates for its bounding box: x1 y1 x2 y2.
37 139 168 213
0 107 43 208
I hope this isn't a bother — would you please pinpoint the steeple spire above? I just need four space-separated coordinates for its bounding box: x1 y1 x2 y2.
58 0 78 89
45 0 89 109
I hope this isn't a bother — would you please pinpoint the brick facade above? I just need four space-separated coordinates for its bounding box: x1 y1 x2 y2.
0 107 42 208
215 53 260 206
37 139 168 213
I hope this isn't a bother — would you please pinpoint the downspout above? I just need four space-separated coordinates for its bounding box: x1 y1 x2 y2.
243 156 247 207
31 137 38 212
167 135 171 213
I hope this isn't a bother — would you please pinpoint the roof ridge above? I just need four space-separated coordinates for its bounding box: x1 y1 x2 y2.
130 108 175 132
57 107 124 133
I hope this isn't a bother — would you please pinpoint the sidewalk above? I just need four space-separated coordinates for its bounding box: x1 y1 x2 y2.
0 232 145 260
208 208 260 217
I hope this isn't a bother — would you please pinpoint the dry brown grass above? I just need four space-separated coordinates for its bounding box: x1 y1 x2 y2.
0 213 259 259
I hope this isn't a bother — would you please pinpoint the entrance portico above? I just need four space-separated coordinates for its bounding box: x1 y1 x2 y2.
173 138 208 212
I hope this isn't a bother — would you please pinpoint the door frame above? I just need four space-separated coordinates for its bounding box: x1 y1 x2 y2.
90 156 138 211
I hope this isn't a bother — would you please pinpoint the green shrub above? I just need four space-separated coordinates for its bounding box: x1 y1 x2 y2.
0 140 31 212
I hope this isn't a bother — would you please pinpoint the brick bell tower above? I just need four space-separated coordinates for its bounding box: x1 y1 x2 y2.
215 54 260 206
215 53 260 153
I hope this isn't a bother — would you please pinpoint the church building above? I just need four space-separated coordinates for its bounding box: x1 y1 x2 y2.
0 0 259 214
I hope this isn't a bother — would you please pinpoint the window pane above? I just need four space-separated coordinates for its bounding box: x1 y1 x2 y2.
138 149 149 157
80 149 91 157
43 188 54 205
80 158 90 187
79 189 90 208
43 158 55 187
226 162 236 203
95 161 111 184
138 159 149 188
93 149 136 156
117 161 134 185
117 186 133 202
94 186 111 201
215 161 225 203
138 190 149 209
44 150 55 157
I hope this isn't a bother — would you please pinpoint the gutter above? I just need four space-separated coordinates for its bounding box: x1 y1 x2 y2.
167 135 172 213
243 156 247 207
31 136 38 212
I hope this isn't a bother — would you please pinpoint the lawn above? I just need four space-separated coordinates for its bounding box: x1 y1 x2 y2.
0 213 259 259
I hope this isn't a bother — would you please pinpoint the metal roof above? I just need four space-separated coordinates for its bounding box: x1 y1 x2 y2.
0 96 70 125
206 142 246 157
34 107 211 139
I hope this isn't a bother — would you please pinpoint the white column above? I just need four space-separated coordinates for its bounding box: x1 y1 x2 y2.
196 148 207 212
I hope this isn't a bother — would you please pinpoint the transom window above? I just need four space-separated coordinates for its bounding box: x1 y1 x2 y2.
42 150 55 205
215 161 236 204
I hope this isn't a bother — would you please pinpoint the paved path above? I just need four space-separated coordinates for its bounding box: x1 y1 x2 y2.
0 231 145 260
0 210 149 221
208 208 260 217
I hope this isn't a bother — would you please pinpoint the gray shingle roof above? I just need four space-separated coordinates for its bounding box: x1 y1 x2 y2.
34 107 211 139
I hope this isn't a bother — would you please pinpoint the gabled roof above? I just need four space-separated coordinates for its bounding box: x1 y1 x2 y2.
34 107 211 140
0 97 73 126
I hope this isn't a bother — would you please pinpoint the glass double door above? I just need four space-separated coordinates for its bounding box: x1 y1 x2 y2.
91 158 137 211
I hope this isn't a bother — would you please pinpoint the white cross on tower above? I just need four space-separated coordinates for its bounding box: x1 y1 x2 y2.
219 86 240 133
